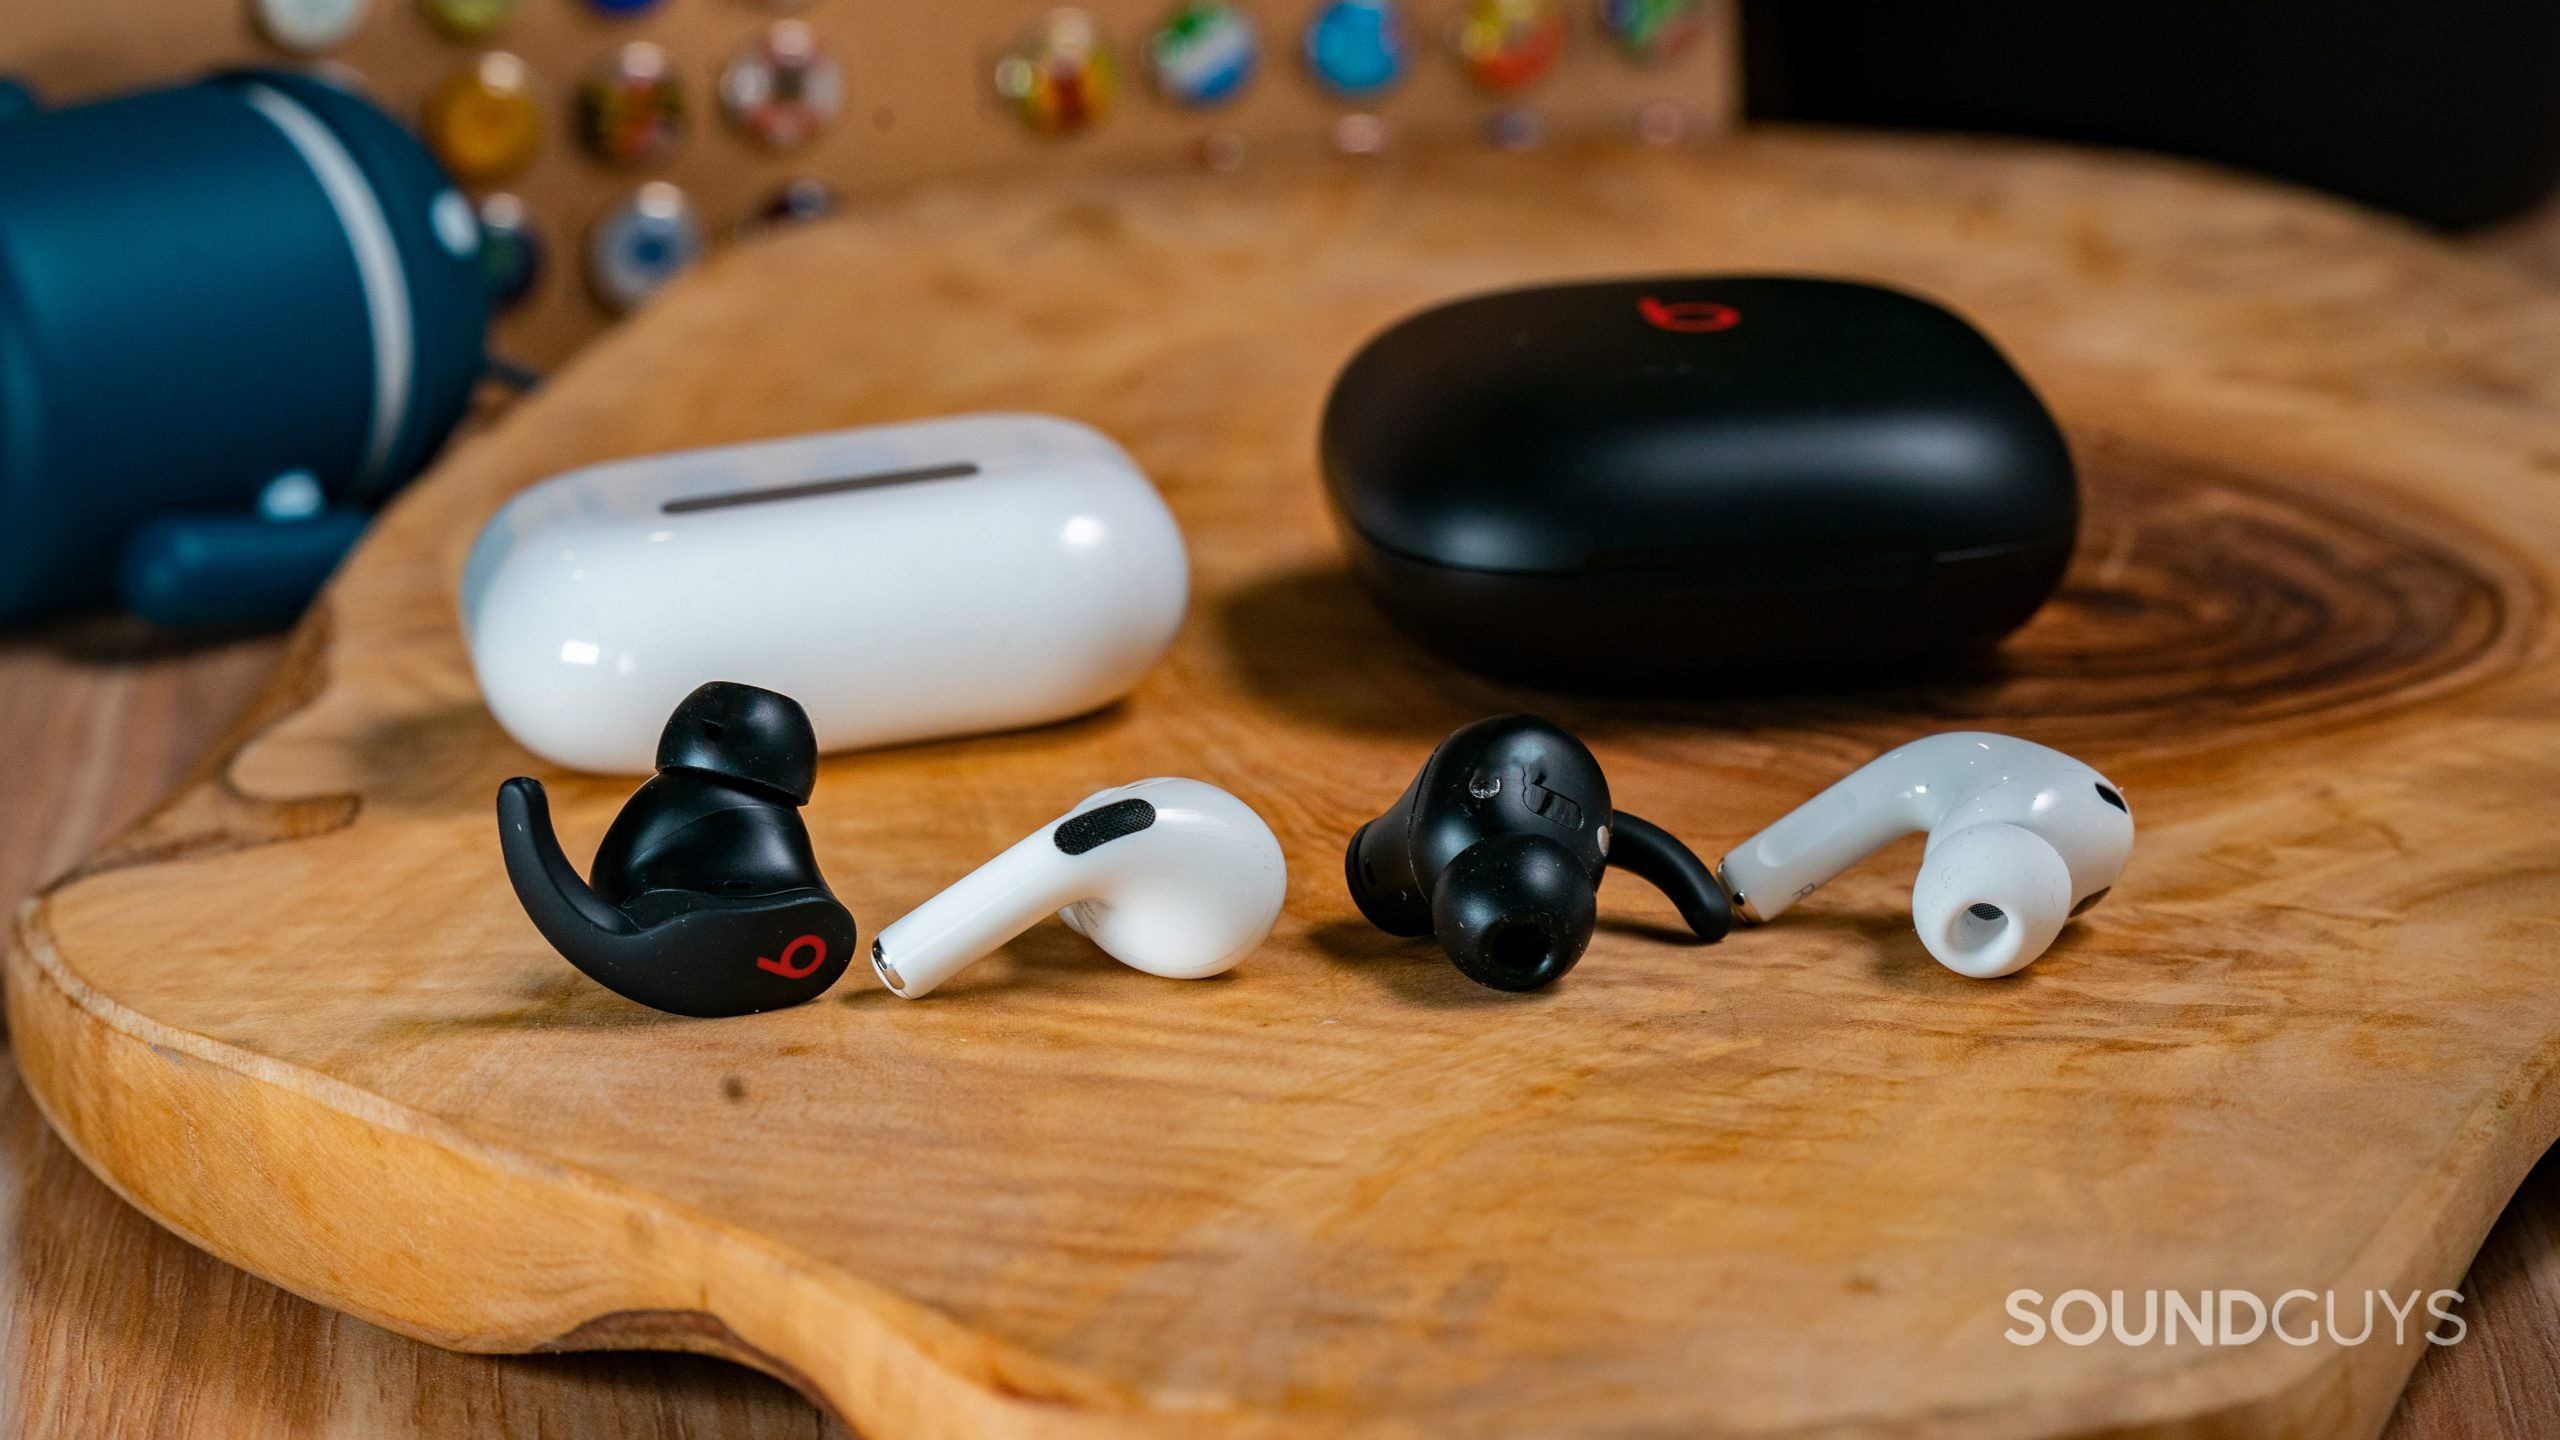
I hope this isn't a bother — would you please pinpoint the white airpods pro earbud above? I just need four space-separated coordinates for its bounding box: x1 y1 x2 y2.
1718 732 2132 978
870 778 1288 999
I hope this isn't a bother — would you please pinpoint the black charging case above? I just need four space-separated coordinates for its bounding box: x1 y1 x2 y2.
1318 276 2078 689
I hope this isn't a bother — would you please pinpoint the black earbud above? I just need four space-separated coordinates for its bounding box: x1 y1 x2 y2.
1346 714 1732 991
496 681 857 1017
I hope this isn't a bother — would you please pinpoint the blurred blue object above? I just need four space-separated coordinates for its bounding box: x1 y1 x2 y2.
0 76 39 125
121 509 373 629
0 69 492 628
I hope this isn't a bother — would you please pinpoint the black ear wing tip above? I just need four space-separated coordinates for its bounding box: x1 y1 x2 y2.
1608 810 1735 944
494 777 557 890
1678 883 1736 944
496 773 640 942
496 775 544 825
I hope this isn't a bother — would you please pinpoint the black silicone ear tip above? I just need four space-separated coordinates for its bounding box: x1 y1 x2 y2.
656 681 819 804
1431 834 1599 992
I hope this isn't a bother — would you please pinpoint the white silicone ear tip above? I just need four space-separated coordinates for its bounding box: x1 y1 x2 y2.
1912 823 2072 978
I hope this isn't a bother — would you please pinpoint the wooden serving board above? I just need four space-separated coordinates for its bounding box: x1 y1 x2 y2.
13 132 2560 1440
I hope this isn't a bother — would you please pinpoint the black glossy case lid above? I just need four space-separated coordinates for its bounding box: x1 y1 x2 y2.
1320 277 2076 575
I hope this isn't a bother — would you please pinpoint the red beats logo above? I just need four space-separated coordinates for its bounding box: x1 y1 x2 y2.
1639 296 1740 334
757 934 827 979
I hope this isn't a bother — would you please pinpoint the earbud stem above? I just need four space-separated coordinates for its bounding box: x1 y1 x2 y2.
871 829 1083 999
1717 752 1938 924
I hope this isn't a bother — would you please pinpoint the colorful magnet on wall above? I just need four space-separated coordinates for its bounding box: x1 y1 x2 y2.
1452 0 1565 94
993 10 1119 136
419 0 517 43
577 42 688 166
588 182 702 313
1331 111 1388 155
719 21 842 152
475 193 543 309
1597 0 1706 65
1196 129 1249 173
1484 105 1541 148
422 53 543 185
1634 97 1688 144
1303 0 1407 99
432 187 481 259
255 0 371 53
745 176 837 232
1149 2 1258 108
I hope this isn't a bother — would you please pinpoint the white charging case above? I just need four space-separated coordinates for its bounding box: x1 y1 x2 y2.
460 413 1190 773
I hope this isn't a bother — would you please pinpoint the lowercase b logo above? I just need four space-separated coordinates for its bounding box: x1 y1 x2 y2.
758 934 827 979
1639 296 1740 334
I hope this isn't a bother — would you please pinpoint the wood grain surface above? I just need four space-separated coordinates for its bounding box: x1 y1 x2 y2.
0 633 850 1437
13 132 2560 1437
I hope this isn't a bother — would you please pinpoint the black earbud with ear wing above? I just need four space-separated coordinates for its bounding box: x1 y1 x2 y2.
1346 714 1730 991
496 681 856 1017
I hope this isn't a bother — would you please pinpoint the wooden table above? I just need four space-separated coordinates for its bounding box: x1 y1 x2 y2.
0 620 845 1437
8 133 2560 1438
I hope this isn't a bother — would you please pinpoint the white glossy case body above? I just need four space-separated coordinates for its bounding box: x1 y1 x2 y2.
461 414 1189 773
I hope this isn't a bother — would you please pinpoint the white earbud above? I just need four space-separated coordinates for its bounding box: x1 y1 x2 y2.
1717 732 2132 978
870 778 1288 999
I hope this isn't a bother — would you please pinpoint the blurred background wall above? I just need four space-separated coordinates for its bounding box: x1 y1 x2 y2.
0 0 1741 369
